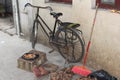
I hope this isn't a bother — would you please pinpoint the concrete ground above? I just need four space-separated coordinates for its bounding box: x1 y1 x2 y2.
0 16 16 36
0 17 68 80
0 31 66 80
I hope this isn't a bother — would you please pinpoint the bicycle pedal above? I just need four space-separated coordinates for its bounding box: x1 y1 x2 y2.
49 49 55 53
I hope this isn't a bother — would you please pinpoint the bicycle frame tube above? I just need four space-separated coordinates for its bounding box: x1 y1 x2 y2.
38 15 52 33
52 19 58 38
37 15 59 39
35 8 59 39
33 8 51 38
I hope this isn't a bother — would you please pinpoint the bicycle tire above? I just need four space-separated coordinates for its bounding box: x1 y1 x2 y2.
55 28 85 63
31 20 38 49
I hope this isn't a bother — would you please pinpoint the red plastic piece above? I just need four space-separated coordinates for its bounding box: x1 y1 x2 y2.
72 66 92 77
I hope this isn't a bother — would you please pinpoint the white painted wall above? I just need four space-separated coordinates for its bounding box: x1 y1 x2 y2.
17 0 33 38
20 0 120 78
12 0 20 35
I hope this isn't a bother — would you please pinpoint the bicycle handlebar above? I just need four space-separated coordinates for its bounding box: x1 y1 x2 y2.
24 3 53 11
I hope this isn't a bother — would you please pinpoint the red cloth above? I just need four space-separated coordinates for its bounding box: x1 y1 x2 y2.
32 66 41 77
32 66 48 77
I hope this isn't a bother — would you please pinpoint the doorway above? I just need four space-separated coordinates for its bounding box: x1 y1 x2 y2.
0 0 15 36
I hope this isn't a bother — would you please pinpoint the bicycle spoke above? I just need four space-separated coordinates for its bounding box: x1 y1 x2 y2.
55 28 85 63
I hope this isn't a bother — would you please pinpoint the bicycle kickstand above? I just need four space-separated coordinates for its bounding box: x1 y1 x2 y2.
49 49 55 53
64 58 70 68
48 42 55 53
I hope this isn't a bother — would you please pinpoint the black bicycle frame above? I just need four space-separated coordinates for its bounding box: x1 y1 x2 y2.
35 8 59 39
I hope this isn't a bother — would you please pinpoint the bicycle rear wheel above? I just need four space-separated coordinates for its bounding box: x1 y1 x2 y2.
55 28 84 63
31 20 38 49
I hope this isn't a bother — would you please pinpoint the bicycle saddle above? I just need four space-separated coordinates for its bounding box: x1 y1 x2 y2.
50 12 63 18
60 22 80 28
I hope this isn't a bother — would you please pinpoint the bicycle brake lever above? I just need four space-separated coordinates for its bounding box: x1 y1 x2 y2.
47 6 53 13
24 3 30 8
22 7 28 14
23 3 28 11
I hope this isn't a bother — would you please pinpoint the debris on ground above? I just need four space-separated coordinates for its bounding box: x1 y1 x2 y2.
17 50 118 80
32 65 49 77
50 66 74 80
76 77 97 80
88 69 117 80
42 62 59 72
17 50 47 72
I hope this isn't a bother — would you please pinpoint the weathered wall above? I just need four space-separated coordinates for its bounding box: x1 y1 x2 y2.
20 0 120 78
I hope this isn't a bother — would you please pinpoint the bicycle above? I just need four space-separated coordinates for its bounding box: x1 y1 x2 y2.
24 3 85 63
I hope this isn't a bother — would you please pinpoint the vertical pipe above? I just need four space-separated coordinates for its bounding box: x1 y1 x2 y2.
16 0 22 36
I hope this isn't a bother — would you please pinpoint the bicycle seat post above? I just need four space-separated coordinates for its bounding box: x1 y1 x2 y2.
36 8 39 17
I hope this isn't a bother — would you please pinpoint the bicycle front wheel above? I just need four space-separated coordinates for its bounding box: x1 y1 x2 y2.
55 28 85 63
31 20 38 49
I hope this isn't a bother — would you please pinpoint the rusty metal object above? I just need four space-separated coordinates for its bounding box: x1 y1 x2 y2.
50 71 73 80
17 50 47 72
39 66 48 75
42 63 59 72
32 65 41 77
50 72 58 80
50 66 74 80
76 77 97 80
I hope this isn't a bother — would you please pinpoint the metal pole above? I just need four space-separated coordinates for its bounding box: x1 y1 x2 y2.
16 0 22 36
